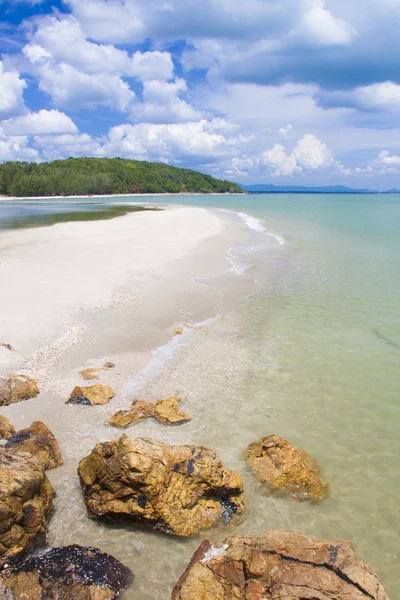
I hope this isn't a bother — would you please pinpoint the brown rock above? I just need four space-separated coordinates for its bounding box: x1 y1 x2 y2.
107 396 191 429
245 435 328 502
5 421 63 470
0 414 16 440
0 342 13 351
79 362 116 381
0 449 53 567
172 530 389 600
0 374 40 407
67 384 115 406
78 436 244 537
0 544 133 600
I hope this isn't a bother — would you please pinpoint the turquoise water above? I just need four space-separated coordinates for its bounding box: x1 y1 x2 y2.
113 193 400 596
2 193 399 596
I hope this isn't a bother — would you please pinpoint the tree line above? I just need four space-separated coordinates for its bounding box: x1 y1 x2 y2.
0 157 243 197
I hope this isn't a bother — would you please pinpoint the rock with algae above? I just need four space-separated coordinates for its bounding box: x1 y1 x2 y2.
0 414 16 440
0 374 39 407
245 435 328 502
0 449 53 568
172 530 390 600
107 396 191 429
5 421 63 471
0 544 133 600
67 384 115 406
78 435 245 537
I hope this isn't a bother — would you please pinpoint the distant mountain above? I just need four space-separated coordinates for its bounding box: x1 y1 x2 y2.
240 184 380 194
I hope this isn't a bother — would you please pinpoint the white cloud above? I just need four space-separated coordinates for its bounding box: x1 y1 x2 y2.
317 81 400 112
292 133 333 170
37 63 135 111
223 133 335 178
0 129 39 161
101 119 251 162
371 150 400 173
0 61 27 116
2 109 78 135
279 124 293 138
128 51 174 81
296 0 354 47
131 79 201 123
66 0 145 44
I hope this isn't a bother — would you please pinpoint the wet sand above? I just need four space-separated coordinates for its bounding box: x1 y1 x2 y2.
0 204 259 598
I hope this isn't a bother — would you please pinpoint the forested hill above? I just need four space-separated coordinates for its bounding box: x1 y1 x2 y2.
0 158 243 197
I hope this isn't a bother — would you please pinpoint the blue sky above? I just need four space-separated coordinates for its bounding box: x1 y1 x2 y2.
0 0 400 188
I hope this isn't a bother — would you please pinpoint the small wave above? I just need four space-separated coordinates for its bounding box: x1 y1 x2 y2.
236 212 285 245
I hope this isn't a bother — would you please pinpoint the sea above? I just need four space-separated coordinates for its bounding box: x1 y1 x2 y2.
1 193 399 598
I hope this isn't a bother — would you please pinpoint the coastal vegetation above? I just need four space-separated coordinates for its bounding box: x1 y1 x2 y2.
0 157 242 197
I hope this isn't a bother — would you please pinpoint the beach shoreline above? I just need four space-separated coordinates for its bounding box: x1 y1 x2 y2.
0 192 246 202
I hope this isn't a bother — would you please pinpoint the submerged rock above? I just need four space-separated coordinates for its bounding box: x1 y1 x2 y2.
0 414 16 440
0 449 53 567
172 530 389 600
245 435 328 502
0 374 40 407
67 384 115 406
107 396 191 428
79 362 115 381
0 544 133 599
5 421 63 470
78 435 245 537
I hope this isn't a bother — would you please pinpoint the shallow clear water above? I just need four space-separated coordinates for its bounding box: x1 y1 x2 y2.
3 193 400 598
0 200 153 230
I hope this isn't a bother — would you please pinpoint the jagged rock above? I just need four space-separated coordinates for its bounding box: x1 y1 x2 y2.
0 374 40 407
245 435 328 502
107 396 191 429
0 342 13 352
172 530 389 600
0 414 16 440
0 449 53 567
67 384 115 406
5 421 63 471
78 436 244 537
0 544 133 599
79 362 115 381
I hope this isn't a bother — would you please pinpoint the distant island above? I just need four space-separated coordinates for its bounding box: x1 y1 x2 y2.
241 184 400 194
0 157 243 197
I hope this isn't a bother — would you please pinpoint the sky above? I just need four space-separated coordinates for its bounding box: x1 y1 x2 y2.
0 0 400 188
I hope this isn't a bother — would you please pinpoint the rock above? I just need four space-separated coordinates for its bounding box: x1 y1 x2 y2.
0 544 133 600
0 342 13 351
172 530 389 600
79 362 115 381
0 414 16 440
245 435 328 502
107 396 191 429
67 384 115 406
78 436 245 537
0 449 53 567
173 328 184 335
0 374 40 407
5 421 63 470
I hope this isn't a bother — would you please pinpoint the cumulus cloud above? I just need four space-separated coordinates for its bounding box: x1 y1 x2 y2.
131 79 201 123
37 63 135 111
0 129 39 161
0 61 27 116
104 119 250 162
2 109 78 136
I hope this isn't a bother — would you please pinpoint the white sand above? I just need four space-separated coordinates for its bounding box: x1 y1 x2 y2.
0 206 226 364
